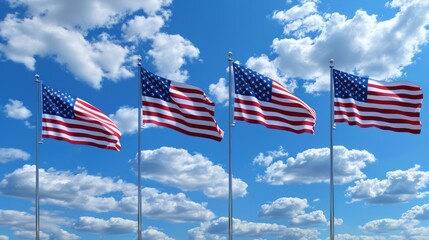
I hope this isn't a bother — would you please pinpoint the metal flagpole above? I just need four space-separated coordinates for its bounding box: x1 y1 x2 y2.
329 59 335 240
137 57 143 240
35 74 41 240
227 52 234 240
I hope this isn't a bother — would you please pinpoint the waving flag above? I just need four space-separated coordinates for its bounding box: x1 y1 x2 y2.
233 63 316 134
333 69 423 134
42 84 122 151
140 68 224 141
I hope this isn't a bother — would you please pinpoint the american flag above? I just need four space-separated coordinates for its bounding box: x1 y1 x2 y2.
42 85 122 151
141 68 224 141
233 63 316 134
333 69 423 134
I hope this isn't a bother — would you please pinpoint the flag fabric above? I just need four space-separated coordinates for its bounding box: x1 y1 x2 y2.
333 69 423 134
140 68 224 141
42 84 122 151
233 63 316 134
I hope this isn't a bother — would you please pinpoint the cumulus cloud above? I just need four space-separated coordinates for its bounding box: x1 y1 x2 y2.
0 209 78 240
109 106 139 135
0 15 132 89
346 165 429 204
0 165 214 223
142 227 174 240
209 78 229 106
3 99 31 120
148 33 200 83
133 147 248 198
249 0 429 93
122 13 170 41
0 148 30 164
6 0 172 30
255 145 375 185
258 197 327 226
73 216 136 234
188 217 320 240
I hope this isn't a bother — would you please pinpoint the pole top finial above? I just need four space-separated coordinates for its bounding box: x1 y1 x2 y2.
228 52 233 57
35 74 40 82
137 57 142 66
329 59 334 66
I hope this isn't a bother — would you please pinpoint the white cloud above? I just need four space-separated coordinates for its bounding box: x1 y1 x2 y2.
0 165 214 223
0 209 78 240
73 216 136 234
0 235 8 240
209 78 229 106
257 0 429 93
134 147 248 198
256 145 375 185
142 227 174 240
148 33 200 83
0 148 30 164
0 15 132 89
109 106 139 135
258 197 327 226
402 204 429 220
335 234 387 240
359 218 418 233
253 146 288 167
3 99 31 120
122 14 170 41
346 165 429 204
6 0 172 30
188 217 320 240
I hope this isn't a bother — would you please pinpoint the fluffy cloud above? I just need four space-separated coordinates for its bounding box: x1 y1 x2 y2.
0 209 78 240
142 227 174 240
122 14 170 41
188 217 320 240
402 204 429 220
249 0 429 93
134 147 248 198
148 33 200 83
255 145 375 185
73 216 136 234
0 148 30 164
346 165 429 204
6 0 172 30
3 99 31 120
258 197 327 226
0 15 132 89
109 106 139 135
0 165 214 223
208 78 229 106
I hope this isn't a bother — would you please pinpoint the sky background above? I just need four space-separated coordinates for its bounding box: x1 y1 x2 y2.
0 0 428 239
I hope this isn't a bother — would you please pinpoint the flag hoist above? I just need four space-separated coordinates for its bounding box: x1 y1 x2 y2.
34 75 122 240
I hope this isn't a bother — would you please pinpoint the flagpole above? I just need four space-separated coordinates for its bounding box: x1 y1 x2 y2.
329 59 335 240
137 57 143 240
35 74 41 240
227 52 234 240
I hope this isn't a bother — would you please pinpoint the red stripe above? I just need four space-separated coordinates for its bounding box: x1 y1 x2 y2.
334 119 421 134
42 134 121 150
365 98 422 108
143 102 215 121
235 108 315 126
334 111 421 125
143 111 221 132
42 126 119 143
144 120 222 141
170 86 215 107
234 116 314 134
368 90 423 99
334 102 420 117
235 98 315 118
43 118 114 136
369 82 422 91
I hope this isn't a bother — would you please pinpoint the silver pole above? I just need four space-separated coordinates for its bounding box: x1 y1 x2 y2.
137 57 143 240
329 59 335 240
35 74 41 240
227 52 234 240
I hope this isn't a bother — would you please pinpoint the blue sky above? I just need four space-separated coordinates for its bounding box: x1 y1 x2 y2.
0 0 428 239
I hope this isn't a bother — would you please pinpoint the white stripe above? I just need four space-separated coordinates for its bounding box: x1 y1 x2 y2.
334 115 421 130
143 97 214 118
335 98 421 113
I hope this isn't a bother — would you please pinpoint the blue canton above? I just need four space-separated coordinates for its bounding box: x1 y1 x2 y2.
141 68 172 102
42 85 76 119
233 63 273 102
333 69 369 102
